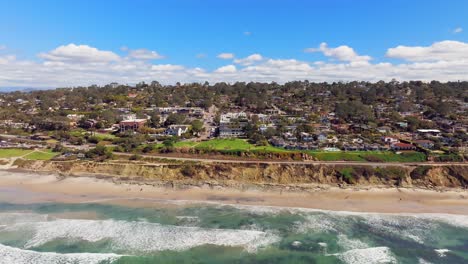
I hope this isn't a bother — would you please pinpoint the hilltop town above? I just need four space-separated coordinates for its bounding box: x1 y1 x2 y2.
0 80 467 163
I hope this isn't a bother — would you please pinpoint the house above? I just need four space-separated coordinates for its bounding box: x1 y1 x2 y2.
391 143 416 151
414 140 435 149
382 136 399 144
269 137 286 148
376 126 392 134
327 136 339 144
166 125 190 137
317 133 327 143
282 132 296 141
396 122 408 128
300 132 314 142
219 112 249 138
119 119 147 132
417 129 441 137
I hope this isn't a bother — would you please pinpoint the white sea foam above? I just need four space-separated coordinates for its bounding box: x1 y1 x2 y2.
434 248 450 257
418 258 433 264
5 218 279 253
337 234 368 251
0 243 121 264
362 214 436 244
333 246 397 264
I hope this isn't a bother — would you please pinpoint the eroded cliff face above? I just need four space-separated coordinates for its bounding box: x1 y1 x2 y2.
11 159 468 190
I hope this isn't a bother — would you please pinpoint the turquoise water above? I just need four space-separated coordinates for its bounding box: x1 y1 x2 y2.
0 199 468 263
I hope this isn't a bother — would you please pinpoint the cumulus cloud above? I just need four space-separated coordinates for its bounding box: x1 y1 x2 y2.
453 27 463 34
214 65 237 73
2 41 468 90
234 54 263 65
128 49 164 60
151 64 184 71
305 42 372 62
386 40 468 62
38 44 120 63
217 53 235 59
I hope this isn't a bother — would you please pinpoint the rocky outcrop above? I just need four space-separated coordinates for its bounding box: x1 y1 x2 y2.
11 159 468 190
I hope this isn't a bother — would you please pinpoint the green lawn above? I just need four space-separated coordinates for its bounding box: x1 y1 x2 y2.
24 150 59 160
194 139 290 153
0 149 34 158
305 151 426 162
0 148 59 160
70 130 116 140
166 139 426 161
173 141 199 148
92 132 117 140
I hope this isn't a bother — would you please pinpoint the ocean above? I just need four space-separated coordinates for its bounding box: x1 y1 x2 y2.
0 193 467 263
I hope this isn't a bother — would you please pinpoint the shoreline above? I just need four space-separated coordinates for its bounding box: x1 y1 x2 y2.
1 169 468 215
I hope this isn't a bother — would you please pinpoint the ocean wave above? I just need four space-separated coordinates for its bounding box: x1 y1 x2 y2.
4 218 279 253
0 243 121 264
332 246 397 264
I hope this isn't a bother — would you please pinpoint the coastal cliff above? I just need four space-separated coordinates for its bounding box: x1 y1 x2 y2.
9 159 468 191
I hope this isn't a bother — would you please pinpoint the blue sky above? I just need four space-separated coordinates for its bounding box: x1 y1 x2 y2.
0 0 467 88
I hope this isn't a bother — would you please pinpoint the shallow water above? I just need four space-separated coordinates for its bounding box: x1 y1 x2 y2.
0 196 467 263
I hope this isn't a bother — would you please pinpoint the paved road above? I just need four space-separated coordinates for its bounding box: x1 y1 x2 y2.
114 152 467 167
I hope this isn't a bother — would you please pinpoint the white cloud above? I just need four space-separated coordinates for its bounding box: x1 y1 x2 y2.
453 27 463 34
38 44 120 63
234 54 263 65
151 64 184 71
214 65 237 73
244 31 252 36
305 42 372 62
3 41 468 90
217 53 235 59
0 55 15 65
386 40 468 62
128 49 164 60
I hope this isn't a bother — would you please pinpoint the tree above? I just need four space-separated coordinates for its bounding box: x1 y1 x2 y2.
149 113 161 128
164 113 186 126
191 120 204 135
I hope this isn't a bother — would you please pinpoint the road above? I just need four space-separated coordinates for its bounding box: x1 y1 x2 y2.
114 152 468 167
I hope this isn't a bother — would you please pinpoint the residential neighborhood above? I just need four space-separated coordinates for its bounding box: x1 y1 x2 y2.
0 80 466 162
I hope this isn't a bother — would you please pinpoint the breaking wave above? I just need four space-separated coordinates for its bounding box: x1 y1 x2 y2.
0 243 121 264
3 217 279 253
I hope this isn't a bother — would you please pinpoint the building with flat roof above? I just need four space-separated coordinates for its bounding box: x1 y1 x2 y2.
119 119 147 132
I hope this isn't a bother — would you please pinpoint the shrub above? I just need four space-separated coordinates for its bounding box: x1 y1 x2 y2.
338 167 355 184
363 155 384 162
181 165 197 177
410 166 431 179
129 154 142 161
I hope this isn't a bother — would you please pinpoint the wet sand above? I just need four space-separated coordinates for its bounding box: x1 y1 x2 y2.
0 170 468 215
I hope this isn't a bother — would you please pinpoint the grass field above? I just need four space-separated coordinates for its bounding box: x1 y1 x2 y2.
0 149 33 158
0 148 59 160
165 139 426 162
70 130 117 140
23 150 59 160
305 151 426 162
173 141 199 148
193 139 290 153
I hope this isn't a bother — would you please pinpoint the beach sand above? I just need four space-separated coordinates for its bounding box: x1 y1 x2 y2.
0 170 467 215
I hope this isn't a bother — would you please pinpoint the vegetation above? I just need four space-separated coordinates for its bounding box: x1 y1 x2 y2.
0 148 33 158
23 150 59 160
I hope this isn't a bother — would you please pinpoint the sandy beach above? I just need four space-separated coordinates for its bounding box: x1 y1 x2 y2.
0 169 467 215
